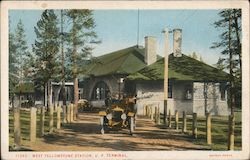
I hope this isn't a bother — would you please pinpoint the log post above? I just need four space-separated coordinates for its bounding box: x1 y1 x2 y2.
143 105 146 116
70 104 74 122
74 103 77 121
192 113 197 139
39 106 45 137
57 105 61 129
30 107 37 142
182 111 187 133
49 106 54 133
157 106 161 125
175 110 179 130
168 109 172 128
63 104 66 124
14 107 21 148
150 107 154 121
67 104 70 123
154 106 157 123
228 114 235 150
206 112 212 144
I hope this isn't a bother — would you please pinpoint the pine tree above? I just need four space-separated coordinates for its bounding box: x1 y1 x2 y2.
33 10 60 108
211 9 241 114
14 20 29 82
211 9 242 150
199 55 204 63
191 52 198 60
9 19 30 108
214 57 226 71
65 9 100 118
9 32 18 106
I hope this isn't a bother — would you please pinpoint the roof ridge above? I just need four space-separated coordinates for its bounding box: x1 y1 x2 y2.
97 45 138 59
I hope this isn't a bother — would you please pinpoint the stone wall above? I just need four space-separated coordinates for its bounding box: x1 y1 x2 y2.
193 82 228 116
135 81 228 116
135 81 174 115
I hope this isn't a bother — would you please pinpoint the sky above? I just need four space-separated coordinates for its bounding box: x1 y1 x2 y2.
9 9 224 65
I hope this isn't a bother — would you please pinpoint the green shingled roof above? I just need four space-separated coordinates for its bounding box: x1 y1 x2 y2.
127 54 229 82
85 46 161 76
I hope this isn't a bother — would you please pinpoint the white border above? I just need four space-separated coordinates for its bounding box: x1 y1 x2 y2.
1 1 249 160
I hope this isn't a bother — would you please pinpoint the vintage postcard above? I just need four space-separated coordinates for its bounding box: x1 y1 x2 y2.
1 1 249 160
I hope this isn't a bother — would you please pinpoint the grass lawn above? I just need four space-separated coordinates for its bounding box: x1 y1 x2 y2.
179 111 242 150
9 108 60 149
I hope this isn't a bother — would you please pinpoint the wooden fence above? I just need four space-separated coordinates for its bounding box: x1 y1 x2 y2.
143 105 235 150
13 103 75 147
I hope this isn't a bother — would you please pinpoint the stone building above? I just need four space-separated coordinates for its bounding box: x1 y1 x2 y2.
80 29 229 116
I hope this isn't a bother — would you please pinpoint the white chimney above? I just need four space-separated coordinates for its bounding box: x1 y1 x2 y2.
173 29 182 57
144 36 157 65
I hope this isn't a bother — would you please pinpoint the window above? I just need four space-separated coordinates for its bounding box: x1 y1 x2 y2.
220 83 227 101
185 85 193 100
168 82 172 98
92 81 110 100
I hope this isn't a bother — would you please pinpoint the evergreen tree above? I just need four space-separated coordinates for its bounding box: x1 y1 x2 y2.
9 20 30 108
65 9 100 118
211 9 242 150
211 9 242 113
33 10 60 108
9 32 18 106
199 55 204 63
191 52 198 60
14 20 29 82
214 57 226 71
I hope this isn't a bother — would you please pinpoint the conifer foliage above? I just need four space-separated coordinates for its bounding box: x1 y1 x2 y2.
33 10 60 107
65 9 100 117
9 20 29 107
211 9 242 112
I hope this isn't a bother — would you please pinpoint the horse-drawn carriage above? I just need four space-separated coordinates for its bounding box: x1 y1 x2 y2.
98 96 136 135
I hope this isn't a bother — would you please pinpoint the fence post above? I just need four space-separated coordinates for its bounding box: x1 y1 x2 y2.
168 109 172 128
57 105 61 129
150 107 154 120
49 106 54 133
30 107 37 142
63 104 66 124
143 105 146 116
175 110 179 130
74 103 77 121
182 111 187 133
39 106 45 137
228 114 235 150
70 104 74 122
157 106 161 125
206 112 212 145
67 104 70 123
154 106 157 123
14 107 21 148
192 113 197 139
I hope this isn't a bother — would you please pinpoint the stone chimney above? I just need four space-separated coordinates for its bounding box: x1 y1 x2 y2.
144 36 157 65
173 29 182 57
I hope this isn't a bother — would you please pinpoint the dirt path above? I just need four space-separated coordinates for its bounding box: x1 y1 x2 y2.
25 112 209 151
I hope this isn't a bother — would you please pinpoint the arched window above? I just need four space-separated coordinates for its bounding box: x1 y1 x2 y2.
92 81 110 100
